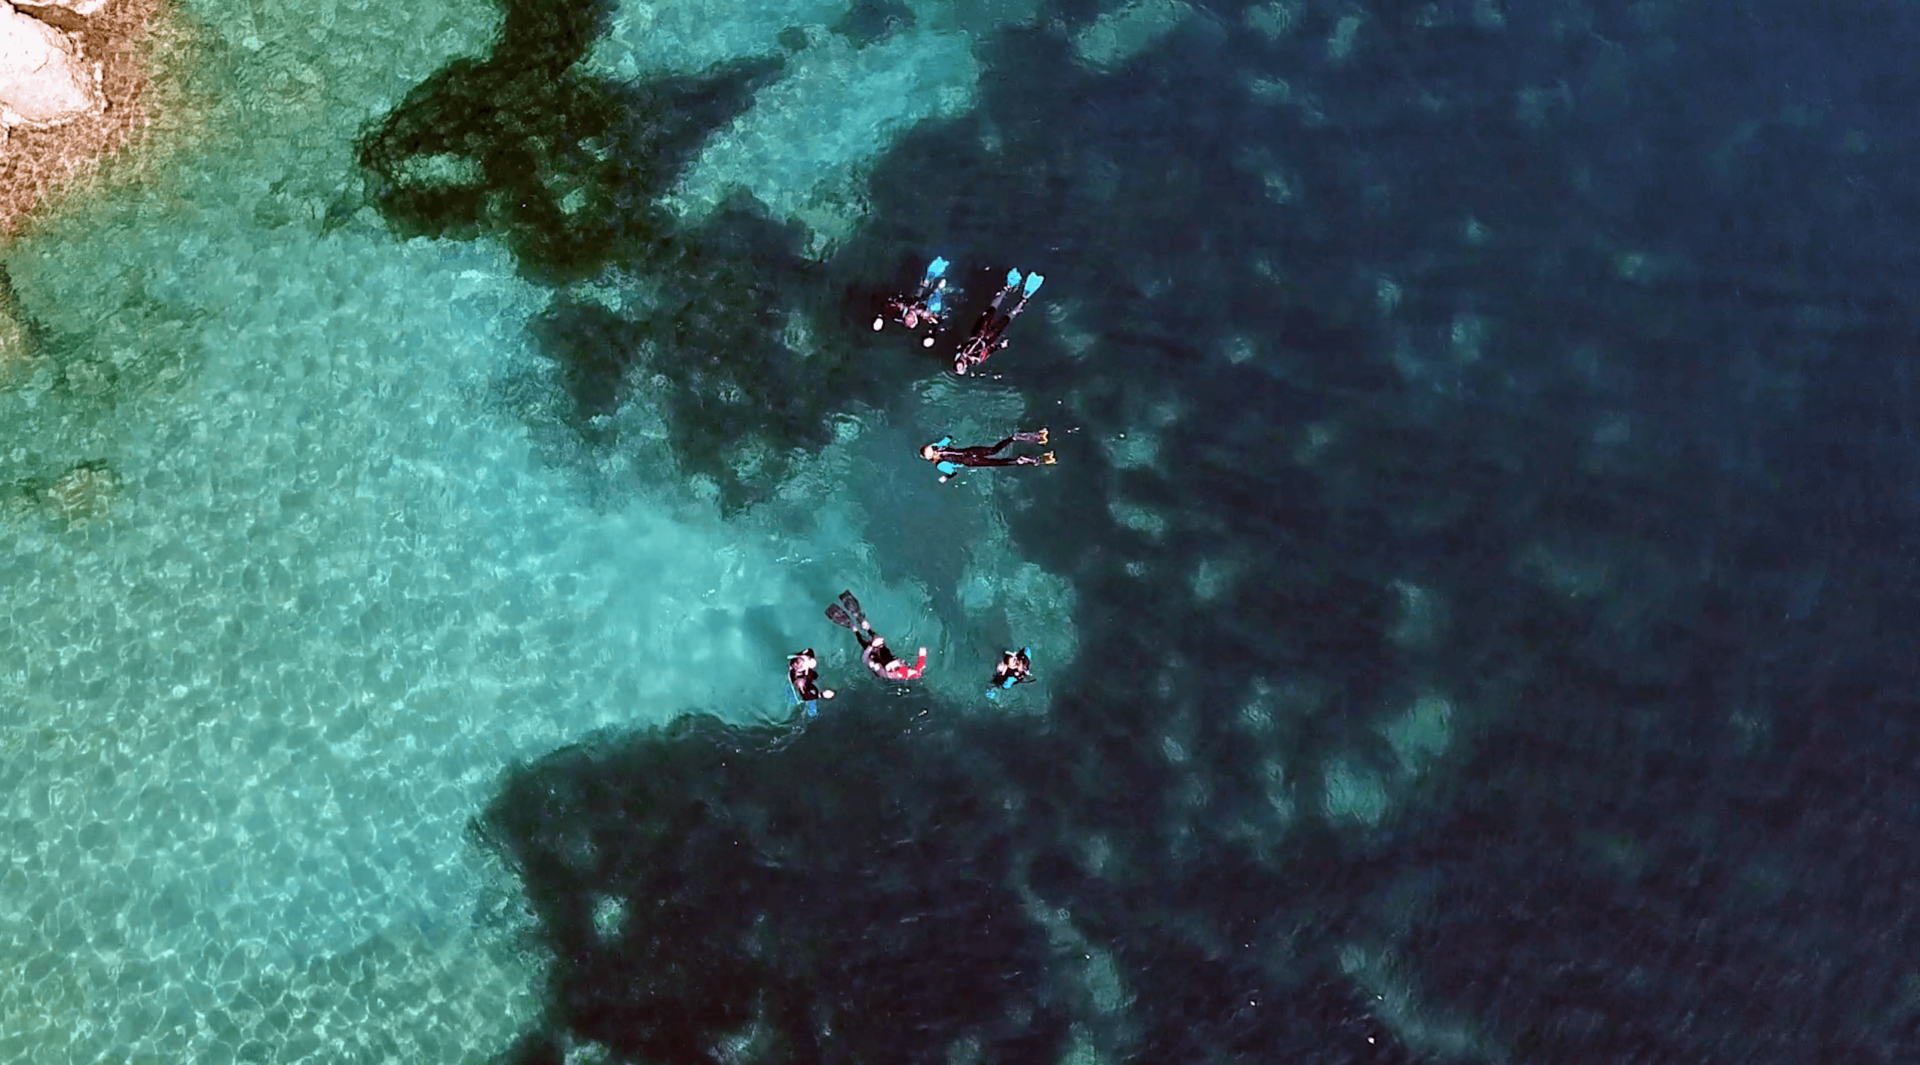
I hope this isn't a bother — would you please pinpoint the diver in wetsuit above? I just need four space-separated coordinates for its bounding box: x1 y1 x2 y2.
990 648 1035 690
920 429 1053 483
873 256 950 348
953 268 1044 375
825 590 926 681
787 648 835 703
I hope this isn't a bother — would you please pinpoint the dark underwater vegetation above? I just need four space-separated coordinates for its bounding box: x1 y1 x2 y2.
360 0 1920 1060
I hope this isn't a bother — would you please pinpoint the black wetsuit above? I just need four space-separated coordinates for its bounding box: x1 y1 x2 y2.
878 295 929 327
789 661 826 701
929 437 1033 470
992 650 1034 689
954 311 1010 371
857 635 894 674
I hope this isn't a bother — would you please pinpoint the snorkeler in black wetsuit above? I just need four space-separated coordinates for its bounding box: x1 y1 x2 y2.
825 590 927 681
787 648 835 703
953 268 1044 376
873 256 950 348
919 429 1053 483
990 648 1034 690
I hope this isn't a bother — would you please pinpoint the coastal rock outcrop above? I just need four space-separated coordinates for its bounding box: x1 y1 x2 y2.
0 0 103 130
0 0 161 230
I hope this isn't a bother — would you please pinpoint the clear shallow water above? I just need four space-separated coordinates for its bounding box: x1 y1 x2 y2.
1 0 1073 1060
8 0 1920 1062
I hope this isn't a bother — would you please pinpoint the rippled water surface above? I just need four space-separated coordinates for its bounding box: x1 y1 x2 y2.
5 0 1919 1062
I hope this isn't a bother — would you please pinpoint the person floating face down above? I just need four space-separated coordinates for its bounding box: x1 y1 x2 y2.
991 648 1035 691
920 428 1053 484
954 268 1044 376
825 590 926 681
787 648 836 708
873 256 950 348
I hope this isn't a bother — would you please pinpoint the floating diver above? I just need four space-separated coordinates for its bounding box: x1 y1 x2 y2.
873 256 950 348
953 268 1044 376
919 429 1053 483
990 648 1035 691
787 648 835 716
825 590 927 682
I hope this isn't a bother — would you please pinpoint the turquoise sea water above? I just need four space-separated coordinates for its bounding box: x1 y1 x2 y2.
1 0 1081 1060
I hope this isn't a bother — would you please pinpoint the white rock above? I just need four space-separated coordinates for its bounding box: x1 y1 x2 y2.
0 1 103 130
15 0 111 17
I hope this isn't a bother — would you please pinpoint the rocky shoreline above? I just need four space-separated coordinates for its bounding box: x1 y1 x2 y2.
1 0 161 230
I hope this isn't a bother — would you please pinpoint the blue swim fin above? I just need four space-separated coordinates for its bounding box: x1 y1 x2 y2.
1005 268 1023 288
927 256 950 281
1023 273 1044 298
784 679 816 717
928 288 945 314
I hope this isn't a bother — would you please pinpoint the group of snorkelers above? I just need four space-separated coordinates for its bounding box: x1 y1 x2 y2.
873 257 1046 379
784 257 1053 712
877 257 1056 479
787 591 1034 713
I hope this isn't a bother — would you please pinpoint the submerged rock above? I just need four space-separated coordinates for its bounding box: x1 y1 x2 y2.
0 273 26 372
43 459 119 524
0 0 103 130
0 459 121 526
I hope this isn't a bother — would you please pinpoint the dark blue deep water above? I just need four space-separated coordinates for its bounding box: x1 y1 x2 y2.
127 0 1920 1061
405 0 1920 1059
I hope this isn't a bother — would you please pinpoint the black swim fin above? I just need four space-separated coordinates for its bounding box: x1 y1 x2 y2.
837 590 866 624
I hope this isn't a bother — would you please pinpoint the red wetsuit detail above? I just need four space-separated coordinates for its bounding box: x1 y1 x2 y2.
882 649 927 681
